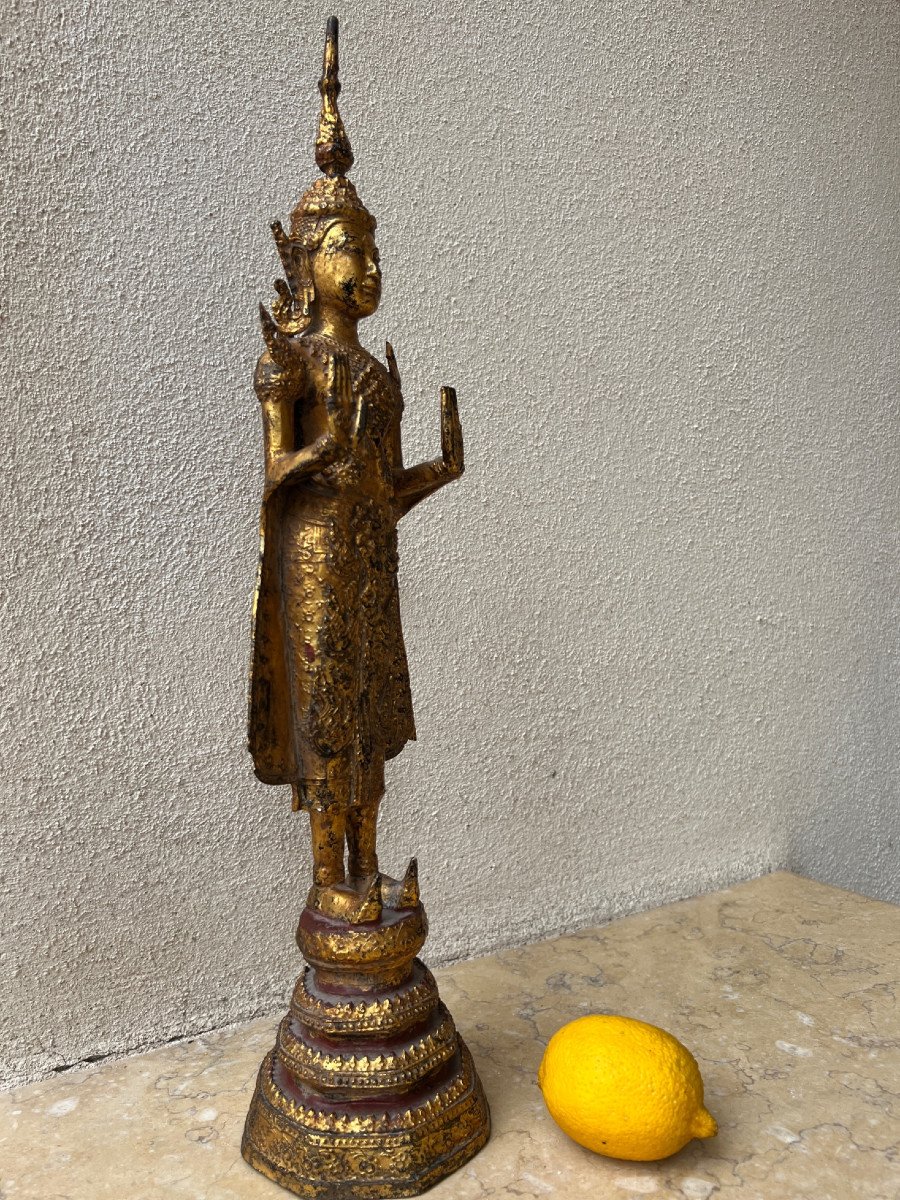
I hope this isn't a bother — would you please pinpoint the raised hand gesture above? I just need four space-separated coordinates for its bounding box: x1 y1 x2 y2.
321 352 367 463
439 386 464 479
387 345 464 515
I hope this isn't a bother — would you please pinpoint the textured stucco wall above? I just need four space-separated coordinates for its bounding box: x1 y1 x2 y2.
3 0 898 1086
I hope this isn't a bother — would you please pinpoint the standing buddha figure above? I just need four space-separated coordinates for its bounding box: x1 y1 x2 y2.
248 17 464 922
241 23 489 1195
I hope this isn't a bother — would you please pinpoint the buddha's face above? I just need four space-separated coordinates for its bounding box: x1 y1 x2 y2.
310 218 381 320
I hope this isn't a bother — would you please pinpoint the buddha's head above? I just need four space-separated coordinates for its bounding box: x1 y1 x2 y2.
309 216 381 320
269 18 381 334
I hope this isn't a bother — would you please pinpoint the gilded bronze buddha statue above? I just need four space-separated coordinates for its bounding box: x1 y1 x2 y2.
241 19 489 1199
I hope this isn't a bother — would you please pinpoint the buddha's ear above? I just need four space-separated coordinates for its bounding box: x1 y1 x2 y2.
272 221 314 306
271 220 315 331
295 247 315 320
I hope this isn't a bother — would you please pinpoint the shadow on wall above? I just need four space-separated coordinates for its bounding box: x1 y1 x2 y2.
785 645 899 905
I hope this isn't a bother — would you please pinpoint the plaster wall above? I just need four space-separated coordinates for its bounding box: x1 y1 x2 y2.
2 0 898 1086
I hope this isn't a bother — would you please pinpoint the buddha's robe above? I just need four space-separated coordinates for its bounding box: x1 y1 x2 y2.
248 333 415 807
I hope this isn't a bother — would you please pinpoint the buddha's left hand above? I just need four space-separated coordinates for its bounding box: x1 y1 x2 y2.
439 387 464 479
393 385 464 514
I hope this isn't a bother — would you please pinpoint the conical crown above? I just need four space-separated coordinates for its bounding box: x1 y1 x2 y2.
315 14 353 177
290 16 375 243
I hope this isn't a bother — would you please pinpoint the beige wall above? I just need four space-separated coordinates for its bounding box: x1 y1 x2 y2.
3 0 898 1086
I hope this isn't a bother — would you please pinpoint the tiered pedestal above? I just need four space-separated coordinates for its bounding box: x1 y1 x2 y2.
242 893 490 1198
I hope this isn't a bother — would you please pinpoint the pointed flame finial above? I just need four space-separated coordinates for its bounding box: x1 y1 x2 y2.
287 16 374 244
315 16 354 177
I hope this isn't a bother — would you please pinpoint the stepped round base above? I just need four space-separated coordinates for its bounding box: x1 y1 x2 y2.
296 902 428 990
243 897 490 1197
242 1043 491 1199
291 959 440 1037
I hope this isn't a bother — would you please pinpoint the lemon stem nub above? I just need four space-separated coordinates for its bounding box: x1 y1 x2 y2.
692 1108 718 1139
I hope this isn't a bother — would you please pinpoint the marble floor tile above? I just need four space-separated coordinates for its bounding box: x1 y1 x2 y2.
3 872 898 1199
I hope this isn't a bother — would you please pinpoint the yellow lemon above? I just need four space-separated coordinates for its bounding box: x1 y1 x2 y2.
537 1014 718 1161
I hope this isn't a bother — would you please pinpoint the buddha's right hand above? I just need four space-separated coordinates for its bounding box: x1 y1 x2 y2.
320 352 367 462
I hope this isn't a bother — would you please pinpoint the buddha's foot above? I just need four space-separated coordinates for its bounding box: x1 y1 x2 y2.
313 858 421 921
380 857 420 910
307 874 383 923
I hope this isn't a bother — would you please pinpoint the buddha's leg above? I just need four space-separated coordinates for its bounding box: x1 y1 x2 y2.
347 749 384 879
308 805 347 887
346 800 380 879
303 750 355 887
